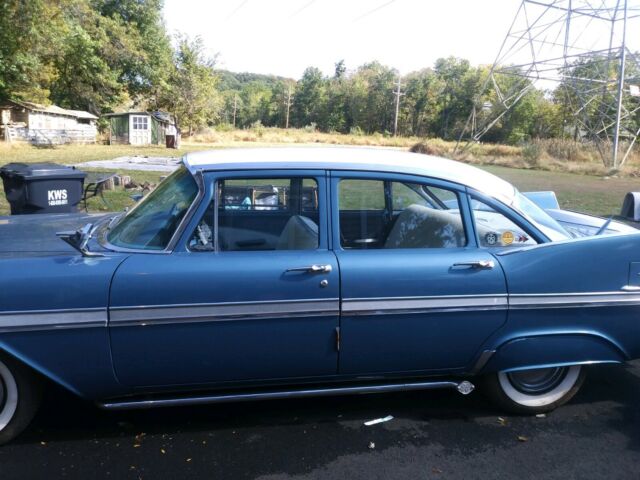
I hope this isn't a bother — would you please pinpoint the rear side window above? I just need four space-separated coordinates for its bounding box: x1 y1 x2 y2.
189 177 320 252
338 179 467 249
471 197 537 248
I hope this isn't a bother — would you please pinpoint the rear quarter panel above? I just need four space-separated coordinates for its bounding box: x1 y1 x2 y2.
485 233 640 371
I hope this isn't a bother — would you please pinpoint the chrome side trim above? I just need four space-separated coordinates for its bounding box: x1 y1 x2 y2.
110 299 340 327
342 294 508 316
98 379 468 410
510 291 640 309
0 308 107 333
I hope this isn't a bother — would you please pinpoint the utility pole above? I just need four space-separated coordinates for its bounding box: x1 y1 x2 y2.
232 95 238 127
284 84 293 129
393 76 404 137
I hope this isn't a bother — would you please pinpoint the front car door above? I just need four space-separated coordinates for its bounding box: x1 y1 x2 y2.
108 169 340 387
331 171 509 375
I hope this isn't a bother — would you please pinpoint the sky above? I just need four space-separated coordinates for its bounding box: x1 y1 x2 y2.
162 0 521 78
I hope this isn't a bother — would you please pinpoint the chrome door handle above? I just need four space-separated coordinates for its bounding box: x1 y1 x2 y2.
286 264 333 274
452 260 495 269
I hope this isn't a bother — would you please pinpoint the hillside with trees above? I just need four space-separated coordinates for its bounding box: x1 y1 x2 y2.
1 0 637 150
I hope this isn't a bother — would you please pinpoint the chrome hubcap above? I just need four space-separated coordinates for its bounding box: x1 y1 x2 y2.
507 367 568 395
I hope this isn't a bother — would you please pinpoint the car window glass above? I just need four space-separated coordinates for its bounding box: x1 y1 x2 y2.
471 197 537 248
189 177 320 252
392 183 428 209
108 167 198 250
339 179 466 249
339 179 385 210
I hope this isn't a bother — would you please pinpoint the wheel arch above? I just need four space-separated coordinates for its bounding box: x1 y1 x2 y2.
0 344 78 396
477 332 627 374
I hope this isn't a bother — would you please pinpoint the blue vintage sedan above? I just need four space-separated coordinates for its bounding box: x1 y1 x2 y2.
1 147 640 444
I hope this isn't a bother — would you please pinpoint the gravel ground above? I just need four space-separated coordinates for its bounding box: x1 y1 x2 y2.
1 361 640 479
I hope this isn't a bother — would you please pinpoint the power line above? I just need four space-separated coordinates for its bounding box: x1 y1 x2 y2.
354 0 397 22
289 0 316 19
226 0 249 20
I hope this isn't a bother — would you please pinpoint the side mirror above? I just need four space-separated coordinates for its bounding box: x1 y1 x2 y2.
621 192 640 221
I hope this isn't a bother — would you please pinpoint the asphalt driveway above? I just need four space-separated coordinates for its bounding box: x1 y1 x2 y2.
2 361 640 479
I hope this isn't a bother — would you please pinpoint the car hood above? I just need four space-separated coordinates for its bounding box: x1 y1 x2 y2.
0 212 112 255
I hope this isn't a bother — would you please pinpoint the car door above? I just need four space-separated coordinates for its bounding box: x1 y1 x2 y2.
109 171 340 387
331 172 509 375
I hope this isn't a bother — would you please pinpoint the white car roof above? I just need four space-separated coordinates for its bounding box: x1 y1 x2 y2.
183 147 517 204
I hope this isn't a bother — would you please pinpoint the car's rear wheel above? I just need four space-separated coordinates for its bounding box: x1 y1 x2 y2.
483 365 585 414
0 354 43 445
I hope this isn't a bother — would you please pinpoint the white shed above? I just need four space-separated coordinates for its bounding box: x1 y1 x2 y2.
0 100 97 145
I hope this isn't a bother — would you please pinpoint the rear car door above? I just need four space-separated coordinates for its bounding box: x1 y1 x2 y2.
109 171 340 387
331 172 508 375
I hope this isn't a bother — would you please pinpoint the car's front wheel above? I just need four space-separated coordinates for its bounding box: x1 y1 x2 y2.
0 353 43 445
483 365 585 414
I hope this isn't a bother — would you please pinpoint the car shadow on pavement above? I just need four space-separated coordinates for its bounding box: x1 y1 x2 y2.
2 362 639 480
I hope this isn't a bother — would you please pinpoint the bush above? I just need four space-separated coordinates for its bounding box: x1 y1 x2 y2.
522 142 542 166
250 120 264 138
542 138 590 163
409 141 446 157
304 123 318 133
349 126 364 136
215 123 235 132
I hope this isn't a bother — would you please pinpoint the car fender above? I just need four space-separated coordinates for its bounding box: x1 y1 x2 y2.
0 253 131 399
478 332 627 374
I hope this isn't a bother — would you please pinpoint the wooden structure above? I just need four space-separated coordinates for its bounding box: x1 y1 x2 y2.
0 100 97 145
104 111 177 147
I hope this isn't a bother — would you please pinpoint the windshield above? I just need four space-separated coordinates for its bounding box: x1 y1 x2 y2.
512 191 569 241
107 167 198 250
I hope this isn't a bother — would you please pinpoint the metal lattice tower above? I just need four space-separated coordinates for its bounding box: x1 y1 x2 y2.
457 0 640 171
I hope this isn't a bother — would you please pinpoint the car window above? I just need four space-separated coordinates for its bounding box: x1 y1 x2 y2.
339 179 385 210
339 179 466 249
471 197 537 248
107 167 198 250
189 177 320 252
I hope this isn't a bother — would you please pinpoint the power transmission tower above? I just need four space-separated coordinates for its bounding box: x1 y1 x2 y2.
456 0 640 171
284 84 294 129
393 76 405 136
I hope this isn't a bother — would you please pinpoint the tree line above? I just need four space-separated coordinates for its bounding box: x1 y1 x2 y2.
1 0 637 145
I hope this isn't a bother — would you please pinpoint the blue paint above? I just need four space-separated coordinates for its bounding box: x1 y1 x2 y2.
1 158 640 402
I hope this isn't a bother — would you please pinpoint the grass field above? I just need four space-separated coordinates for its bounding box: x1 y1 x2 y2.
0 139 638 217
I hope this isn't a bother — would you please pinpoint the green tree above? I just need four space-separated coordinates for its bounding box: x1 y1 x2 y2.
292 67 327 128
161 35 221 135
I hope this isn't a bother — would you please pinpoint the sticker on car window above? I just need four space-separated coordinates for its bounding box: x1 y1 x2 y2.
502 231 514 245
485 232 498 245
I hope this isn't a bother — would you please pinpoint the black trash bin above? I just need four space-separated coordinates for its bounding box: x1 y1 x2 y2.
0 163 87 214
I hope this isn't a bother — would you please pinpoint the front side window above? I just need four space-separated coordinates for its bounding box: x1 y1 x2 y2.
189 177 320 252
339 179 467 249
471 197 537 248
107 167 198 250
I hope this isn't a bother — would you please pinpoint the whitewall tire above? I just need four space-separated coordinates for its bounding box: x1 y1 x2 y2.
0 354 42 445
483 365 586 414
